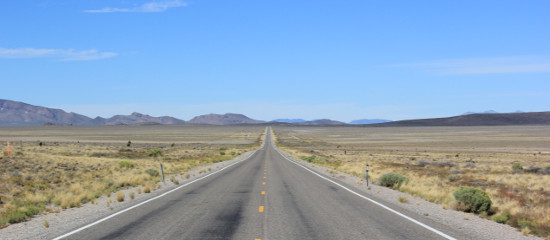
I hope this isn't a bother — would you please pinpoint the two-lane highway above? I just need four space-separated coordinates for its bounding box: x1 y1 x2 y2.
57 128 461 239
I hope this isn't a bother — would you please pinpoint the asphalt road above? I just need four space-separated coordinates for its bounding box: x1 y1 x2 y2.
57 128 464 240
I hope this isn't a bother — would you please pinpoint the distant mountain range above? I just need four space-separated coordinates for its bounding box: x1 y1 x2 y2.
271 119 347 125
371 111 550 127
462 110 524 115
0 100 184 126
349 119 392 124
271 119 307 123
1 99 549 126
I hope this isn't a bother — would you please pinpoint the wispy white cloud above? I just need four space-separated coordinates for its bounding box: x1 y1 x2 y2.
395 56 550 75
0 48 118 61
85 0 187 13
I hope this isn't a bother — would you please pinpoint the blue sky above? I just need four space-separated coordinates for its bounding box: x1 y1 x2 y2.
1 0 549 122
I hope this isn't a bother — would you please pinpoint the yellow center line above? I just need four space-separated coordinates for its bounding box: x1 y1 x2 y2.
261 191 266 195
262 182 266 185
258 206 264 212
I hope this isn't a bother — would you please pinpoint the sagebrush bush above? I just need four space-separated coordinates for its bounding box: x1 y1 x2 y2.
492 213 510 224
512 163 523 173
378 173 408 189
148 149 163 157
145 169 160 177
301 155 316 162
116 192 125 202
118 161 134 169
453 186 492 213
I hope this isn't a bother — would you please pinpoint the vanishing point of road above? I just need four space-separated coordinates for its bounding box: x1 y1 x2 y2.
56 128 469 240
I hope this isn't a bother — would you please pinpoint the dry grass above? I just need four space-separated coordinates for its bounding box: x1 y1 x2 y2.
273 125 550 238
0 125 264 228
116 192 125 202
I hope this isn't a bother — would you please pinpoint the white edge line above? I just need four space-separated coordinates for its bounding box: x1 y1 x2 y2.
52 149 260 240
273 145 457 240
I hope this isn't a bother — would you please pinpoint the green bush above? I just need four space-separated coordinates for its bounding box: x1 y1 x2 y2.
512 163 523 172
148 149 163 157
301 155 316 162
118 161 135 169
378 173 409 189
453 186 492 213
492 213 510 224
145 169 160 177
447 174 458 182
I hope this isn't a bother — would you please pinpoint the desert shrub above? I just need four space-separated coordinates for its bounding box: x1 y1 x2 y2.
436 162 455 167
512 163 524 173
524 166 540 174
301 155 316 162
148 149 163 157
453 186 492 213
219 151 226 155
417 160 429 167
127 140 132 147
463 162 476 168
378 173 409 189
116 192 125 202
492 213 510 224
90 152 108 158
447 174 458 182
118 161 135 169
170 177 179 185
145 169 160 177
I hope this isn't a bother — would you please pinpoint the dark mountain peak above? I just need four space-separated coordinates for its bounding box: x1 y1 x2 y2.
296 119 345 125
106 112 184 125
189 113 264 125
0 99 96 126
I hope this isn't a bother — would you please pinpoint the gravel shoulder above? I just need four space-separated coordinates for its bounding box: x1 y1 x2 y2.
0 150 258 240
276 148 542 240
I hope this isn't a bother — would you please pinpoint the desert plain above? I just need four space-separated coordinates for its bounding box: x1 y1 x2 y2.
272 125 550 237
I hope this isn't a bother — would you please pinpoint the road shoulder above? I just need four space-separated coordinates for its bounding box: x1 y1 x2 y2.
0 150 257 240
275 148 542 240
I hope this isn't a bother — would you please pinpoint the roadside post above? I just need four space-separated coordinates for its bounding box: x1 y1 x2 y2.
366 164 369 186
160 163 165 184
